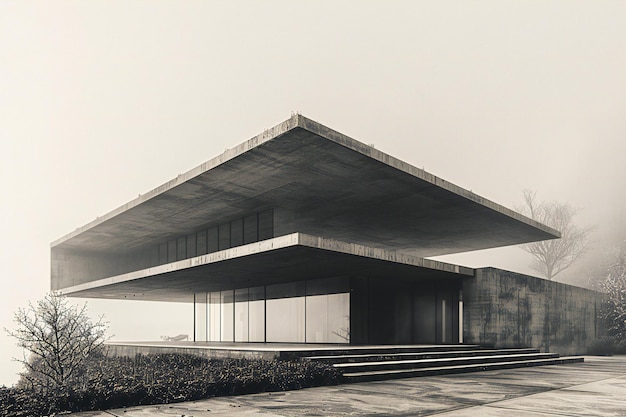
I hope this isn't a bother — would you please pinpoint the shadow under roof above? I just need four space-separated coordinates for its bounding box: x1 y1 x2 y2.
51 114 559 257
60 234 474 302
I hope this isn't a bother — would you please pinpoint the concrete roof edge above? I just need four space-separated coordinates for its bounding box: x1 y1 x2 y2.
51 114 559 248
60 233 474 296
297 233 474 276
51 115 301 248
295 114 561 240
60 233 303 295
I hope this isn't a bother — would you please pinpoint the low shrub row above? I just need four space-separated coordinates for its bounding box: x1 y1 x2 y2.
0 353 340 417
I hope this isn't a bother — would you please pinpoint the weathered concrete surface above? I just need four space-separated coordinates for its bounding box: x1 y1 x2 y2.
58 233 472 302
70 355 626 416
51 114 557 257
103 342 464 361
463 268 605 355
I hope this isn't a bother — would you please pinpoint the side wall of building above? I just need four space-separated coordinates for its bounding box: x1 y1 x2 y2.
463 268 605 355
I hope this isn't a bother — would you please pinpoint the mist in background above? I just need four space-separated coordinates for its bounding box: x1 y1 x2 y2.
1 1 625 386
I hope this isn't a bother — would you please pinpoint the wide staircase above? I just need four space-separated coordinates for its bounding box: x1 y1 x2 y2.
295 345 583 382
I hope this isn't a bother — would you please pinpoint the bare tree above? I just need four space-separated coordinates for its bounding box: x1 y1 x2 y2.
518 190 594 280
6 292 109 391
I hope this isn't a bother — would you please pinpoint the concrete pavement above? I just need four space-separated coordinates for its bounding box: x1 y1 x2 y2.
72 355 626 416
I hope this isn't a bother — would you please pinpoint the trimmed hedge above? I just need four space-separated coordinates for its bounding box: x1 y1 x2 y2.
0 353 340 417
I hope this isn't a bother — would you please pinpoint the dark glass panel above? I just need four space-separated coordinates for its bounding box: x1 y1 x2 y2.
218 223 231 250
258 209 273 240
230 218 243 247
207 227 218 253
248 286 265 301
266 281 305 300
186 234 196 258
177 237 186 261
158 243 167 264
167 240 177 263
235 288 249 302
306 276 350 296
196 230 207 255
243 214 258 244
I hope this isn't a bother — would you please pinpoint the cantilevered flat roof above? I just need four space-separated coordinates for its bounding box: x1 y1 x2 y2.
51 114 559 257
59 233 474 302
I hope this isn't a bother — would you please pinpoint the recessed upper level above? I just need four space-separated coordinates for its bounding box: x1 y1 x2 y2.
51 114 559 257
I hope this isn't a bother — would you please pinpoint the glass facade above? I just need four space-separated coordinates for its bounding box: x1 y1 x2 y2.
249 286 265 342
209 292 221 342
193 277 350 343
220 290 234 342
194 292 207 342
306 293 350 343
156 209 273 269
234 288 249 342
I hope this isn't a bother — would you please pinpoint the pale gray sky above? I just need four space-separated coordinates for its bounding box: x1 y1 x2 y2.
1 1 625 386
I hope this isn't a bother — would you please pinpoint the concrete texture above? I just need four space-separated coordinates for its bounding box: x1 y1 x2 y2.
103 342 469 361
463 268 605 355
70 355 626 416
58 233 472 301
51 114 557 258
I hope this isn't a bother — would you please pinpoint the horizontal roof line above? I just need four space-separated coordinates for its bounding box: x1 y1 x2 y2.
51 114 560 248
59 233 474 296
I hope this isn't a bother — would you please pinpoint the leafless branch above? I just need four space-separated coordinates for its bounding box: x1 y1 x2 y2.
5 292 109 391
517 189 595 280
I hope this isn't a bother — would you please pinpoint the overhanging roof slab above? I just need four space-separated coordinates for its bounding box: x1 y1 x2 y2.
60 234 474 303
51 115 559 257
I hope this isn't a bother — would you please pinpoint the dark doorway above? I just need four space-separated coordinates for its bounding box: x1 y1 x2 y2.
351 276 461 344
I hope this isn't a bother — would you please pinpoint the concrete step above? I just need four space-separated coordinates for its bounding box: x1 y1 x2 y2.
342 356 584 382
278 344 481 360
334 352 560 373
304 348 540 364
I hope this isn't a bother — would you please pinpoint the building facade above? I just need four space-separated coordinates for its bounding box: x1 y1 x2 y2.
51 115 602 353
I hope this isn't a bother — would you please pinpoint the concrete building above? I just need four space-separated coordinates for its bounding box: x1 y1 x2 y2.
51 115 603 355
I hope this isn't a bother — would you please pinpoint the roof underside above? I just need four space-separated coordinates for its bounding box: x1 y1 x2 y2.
61 234 474 302
52 115 559 257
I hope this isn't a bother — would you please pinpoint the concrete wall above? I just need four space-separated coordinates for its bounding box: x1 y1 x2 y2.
463 268 605 355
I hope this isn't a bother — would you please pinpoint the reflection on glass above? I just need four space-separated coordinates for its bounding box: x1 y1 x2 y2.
249 286 265 342
327 293 350 343
221 290 234 342
194 292 207 342
200 279 350 344
266 281 305 299
306 276 349 296
209 292 221 342
305 295 326 342
266 297 305 342
306 293 349 343
249 300 265 342
235 288 249 342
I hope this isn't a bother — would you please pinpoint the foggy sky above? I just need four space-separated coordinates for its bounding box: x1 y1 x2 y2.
1 1 625 386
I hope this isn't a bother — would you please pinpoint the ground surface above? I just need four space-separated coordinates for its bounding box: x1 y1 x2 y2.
72 355 626 416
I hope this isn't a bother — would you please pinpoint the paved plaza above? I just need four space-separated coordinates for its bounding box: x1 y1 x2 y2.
72 355 626 416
